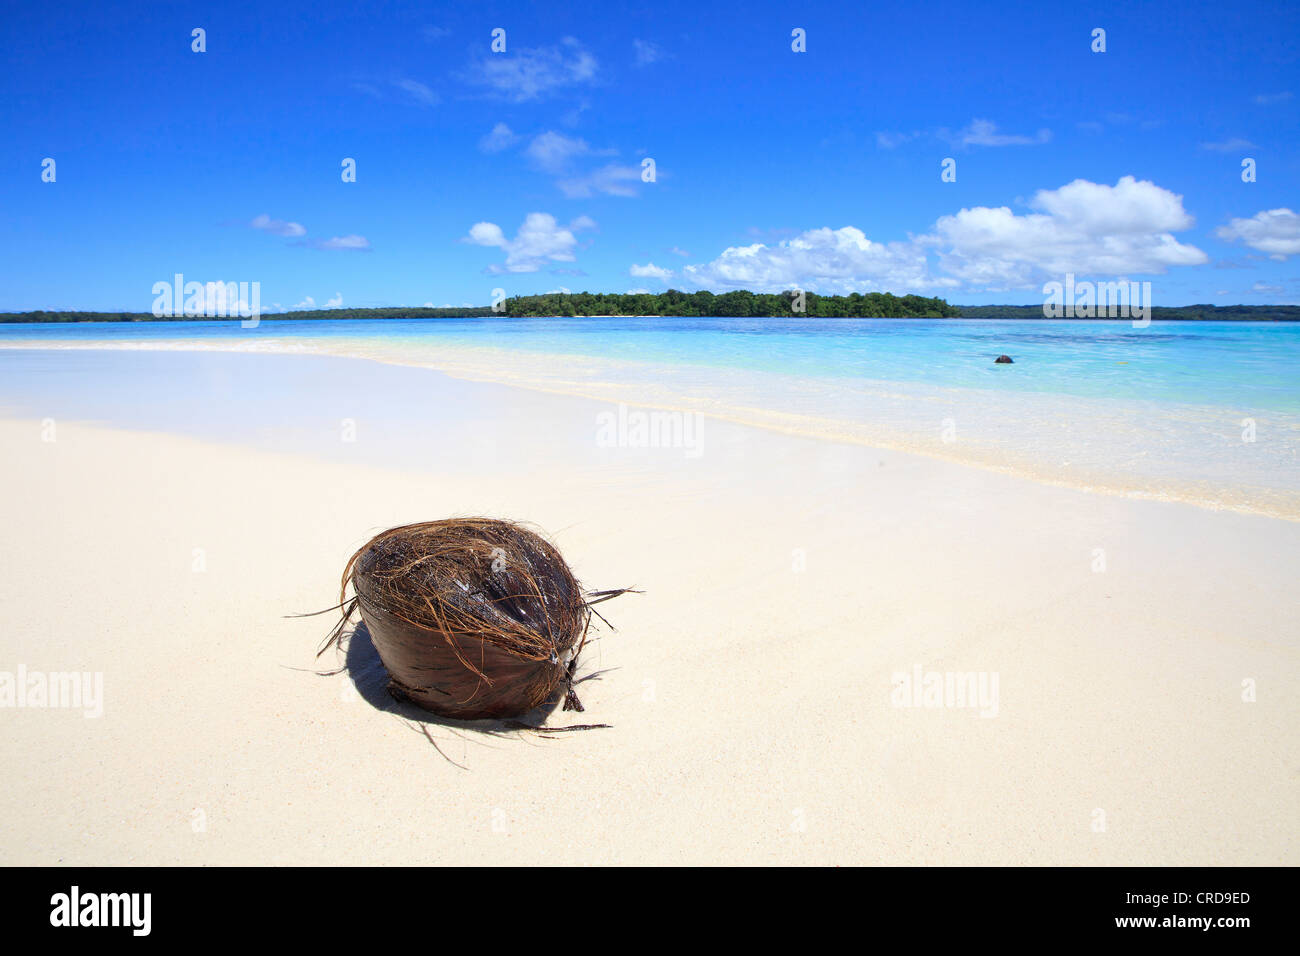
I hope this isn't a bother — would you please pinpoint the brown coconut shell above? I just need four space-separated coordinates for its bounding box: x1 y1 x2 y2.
321 518 618 720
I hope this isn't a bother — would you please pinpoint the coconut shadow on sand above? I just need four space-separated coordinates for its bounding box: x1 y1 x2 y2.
327 621 612 767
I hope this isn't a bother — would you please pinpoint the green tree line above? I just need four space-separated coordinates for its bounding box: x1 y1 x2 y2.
502 289 962 317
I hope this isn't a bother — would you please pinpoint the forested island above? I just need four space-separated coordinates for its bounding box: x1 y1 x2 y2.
504 289 963 317
2 292 1296 322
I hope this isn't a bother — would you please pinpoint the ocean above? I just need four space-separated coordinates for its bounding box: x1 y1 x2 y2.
2 317 1297 518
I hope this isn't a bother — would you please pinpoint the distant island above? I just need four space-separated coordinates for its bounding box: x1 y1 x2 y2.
955 304 1300 321
2 291 1297 322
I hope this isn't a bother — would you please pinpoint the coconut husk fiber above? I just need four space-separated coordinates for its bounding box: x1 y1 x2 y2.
319 518 631 721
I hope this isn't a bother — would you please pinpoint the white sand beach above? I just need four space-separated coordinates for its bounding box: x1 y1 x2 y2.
1 361 1296 866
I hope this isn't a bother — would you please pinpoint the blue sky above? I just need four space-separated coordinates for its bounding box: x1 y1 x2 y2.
2 0 1297 311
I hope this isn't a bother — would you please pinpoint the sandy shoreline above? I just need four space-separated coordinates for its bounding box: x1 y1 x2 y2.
1 364 1297 865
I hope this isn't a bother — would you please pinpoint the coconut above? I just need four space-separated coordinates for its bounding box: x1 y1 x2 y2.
319 518 628 721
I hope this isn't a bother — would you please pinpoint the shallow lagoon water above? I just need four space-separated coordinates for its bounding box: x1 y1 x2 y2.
2 318 1297 518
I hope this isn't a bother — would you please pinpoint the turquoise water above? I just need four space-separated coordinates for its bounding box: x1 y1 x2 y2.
2 317 1298 517
1 317 1297 412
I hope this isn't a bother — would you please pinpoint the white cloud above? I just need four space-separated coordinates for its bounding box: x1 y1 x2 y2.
523 132 633 196
681 176 1207 293
1252 92 1292 105
1214 208 1300 259
307 235 371 251
1251 281 1283 295
633 39 663 66
875 130 920 149
465 37 597 102
463 212 596 273
1200 137 1256 152
396 79 439 106
683 228 936 294
558 163 642 198
292 296 316 309
946 118 1050 148
324 293 343 308
630 262 674 281
669 246 690 257
526 131 590 172
251 215 367 251
250 214 306 237
479 122 519 153
928 176 1205 286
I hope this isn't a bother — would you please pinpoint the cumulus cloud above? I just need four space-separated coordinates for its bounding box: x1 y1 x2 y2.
292 296 315 309
465 37 597 102
250 214 306 237
630 262 674 281
463 212 596 273
682 228 936 294
928 176 1205 286
479 122 519 153
1214 208 1300 259
324 293 343 308
680 176 1207 293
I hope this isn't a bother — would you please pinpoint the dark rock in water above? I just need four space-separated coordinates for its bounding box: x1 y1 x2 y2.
994 355 1014 364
